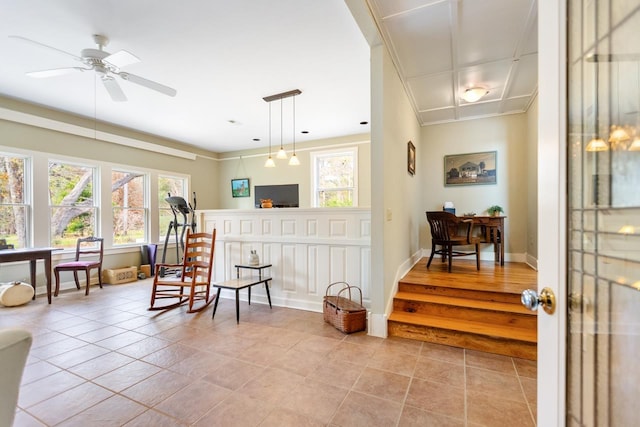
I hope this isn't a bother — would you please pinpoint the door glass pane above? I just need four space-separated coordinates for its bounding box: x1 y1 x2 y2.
567 1 640 426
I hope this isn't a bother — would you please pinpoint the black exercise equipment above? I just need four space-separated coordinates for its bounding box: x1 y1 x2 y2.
159 192 197 277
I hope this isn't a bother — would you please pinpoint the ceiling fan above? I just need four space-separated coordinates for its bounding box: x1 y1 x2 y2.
10 34 177 102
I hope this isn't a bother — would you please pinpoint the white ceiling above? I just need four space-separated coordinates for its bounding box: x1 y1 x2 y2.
0 0 371 153
368 0 538 126
0 0 537 154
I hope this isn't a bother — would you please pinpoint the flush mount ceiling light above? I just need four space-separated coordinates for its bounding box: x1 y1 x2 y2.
462 87 489 103
263 89 302 167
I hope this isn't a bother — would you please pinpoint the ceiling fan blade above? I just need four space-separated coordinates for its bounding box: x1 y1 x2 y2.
102 76 127 102
104 50 140 68
9 35 83 61
26 67 87 78
119 72 177 97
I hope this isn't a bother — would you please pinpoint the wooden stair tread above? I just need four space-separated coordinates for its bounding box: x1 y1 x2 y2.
394 291 535 315
388 311 537 343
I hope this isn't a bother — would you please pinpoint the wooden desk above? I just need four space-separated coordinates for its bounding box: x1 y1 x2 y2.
0 247 59 304
212 263 272 323
463 216 506 265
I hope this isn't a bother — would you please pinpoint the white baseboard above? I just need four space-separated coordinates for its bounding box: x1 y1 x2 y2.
368 312 387 338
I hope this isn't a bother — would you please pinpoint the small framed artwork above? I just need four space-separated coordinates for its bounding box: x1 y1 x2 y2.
444 151 497 186
231 178 250 198
407 141 416 175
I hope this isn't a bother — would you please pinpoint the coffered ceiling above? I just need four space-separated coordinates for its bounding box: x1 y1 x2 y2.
367 0 538 125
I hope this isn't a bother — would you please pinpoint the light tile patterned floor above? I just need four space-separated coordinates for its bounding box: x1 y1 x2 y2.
2 279 537 426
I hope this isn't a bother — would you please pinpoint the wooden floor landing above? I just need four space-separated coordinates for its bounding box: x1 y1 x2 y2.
402 258 537 294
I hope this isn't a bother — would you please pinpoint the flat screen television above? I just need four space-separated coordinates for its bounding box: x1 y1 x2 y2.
254 184 299 208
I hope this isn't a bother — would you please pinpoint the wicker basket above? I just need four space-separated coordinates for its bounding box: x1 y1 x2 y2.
323 282 366 334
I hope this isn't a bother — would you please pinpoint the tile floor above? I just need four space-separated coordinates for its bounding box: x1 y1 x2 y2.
2 279 537 426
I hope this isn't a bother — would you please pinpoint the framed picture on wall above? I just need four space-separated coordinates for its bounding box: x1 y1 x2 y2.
231 178 250 197
444 151 497 186
408 141 416 175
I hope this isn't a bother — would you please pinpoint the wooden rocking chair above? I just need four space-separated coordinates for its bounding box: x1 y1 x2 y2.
149 228 216 313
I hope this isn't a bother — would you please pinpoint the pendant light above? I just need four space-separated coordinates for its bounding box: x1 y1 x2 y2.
262 89 301 167
264 101 275 167
289 93 300 165
276 98 288 159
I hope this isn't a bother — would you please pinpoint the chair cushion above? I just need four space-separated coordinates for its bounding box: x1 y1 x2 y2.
56 261 100 268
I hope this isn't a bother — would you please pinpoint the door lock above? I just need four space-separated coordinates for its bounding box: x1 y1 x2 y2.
521 287 556 315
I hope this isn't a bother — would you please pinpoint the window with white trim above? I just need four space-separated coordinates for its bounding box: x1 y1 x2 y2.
48 161 98 249
0 153 30 249
112 170 147 245
311 147 358 207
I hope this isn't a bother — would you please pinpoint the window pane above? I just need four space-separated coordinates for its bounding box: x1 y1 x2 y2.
318 190 353 207
0 155 28 248
318 155 354 188
0 206 27 249
112 171 146 245
113 208 146 245
49 162 96 249
112 171 145 208
312 148 357 207
158 176 185 203
50 207 96 248
49 163 94 206
158 176 186 241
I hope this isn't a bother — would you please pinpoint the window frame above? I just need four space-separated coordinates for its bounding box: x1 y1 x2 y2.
158 174 189 243
0 152 31 249
310 146 359 207
48 159 99 249
111 169 148 246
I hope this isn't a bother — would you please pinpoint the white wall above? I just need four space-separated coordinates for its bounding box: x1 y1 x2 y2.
368 43 423 336
420 113 531 261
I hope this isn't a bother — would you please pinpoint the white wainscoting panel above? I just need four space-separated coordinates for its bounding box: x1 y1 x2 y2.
200 208 371 312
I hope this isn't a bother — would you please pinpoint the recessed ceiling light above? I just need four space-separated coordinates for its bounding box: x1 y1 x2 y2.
360 121 368 125
301 130 309 134
253 138 260 141
461 87 489 103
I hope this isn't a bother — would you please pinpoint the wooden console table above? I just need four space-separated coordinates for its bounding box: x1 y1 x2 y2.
211 263 272 323
463 216 506 265
0 247 60 304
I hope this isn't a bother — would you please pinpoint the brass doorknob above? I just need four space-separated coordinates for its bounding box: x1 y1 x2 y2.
521 287 556 315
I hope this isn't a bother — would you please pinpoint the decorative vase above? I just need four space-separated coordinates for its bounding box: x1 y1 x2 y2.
249 250 259 266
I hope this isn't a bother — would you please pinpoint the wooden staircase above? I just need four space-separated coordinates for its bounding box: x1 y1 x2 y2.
388 259 537 360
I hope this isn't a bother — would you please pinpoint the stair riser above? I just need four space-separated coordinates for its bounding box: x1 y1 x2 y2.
399 283 522 304
388 321 536 360
393 300 537 329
